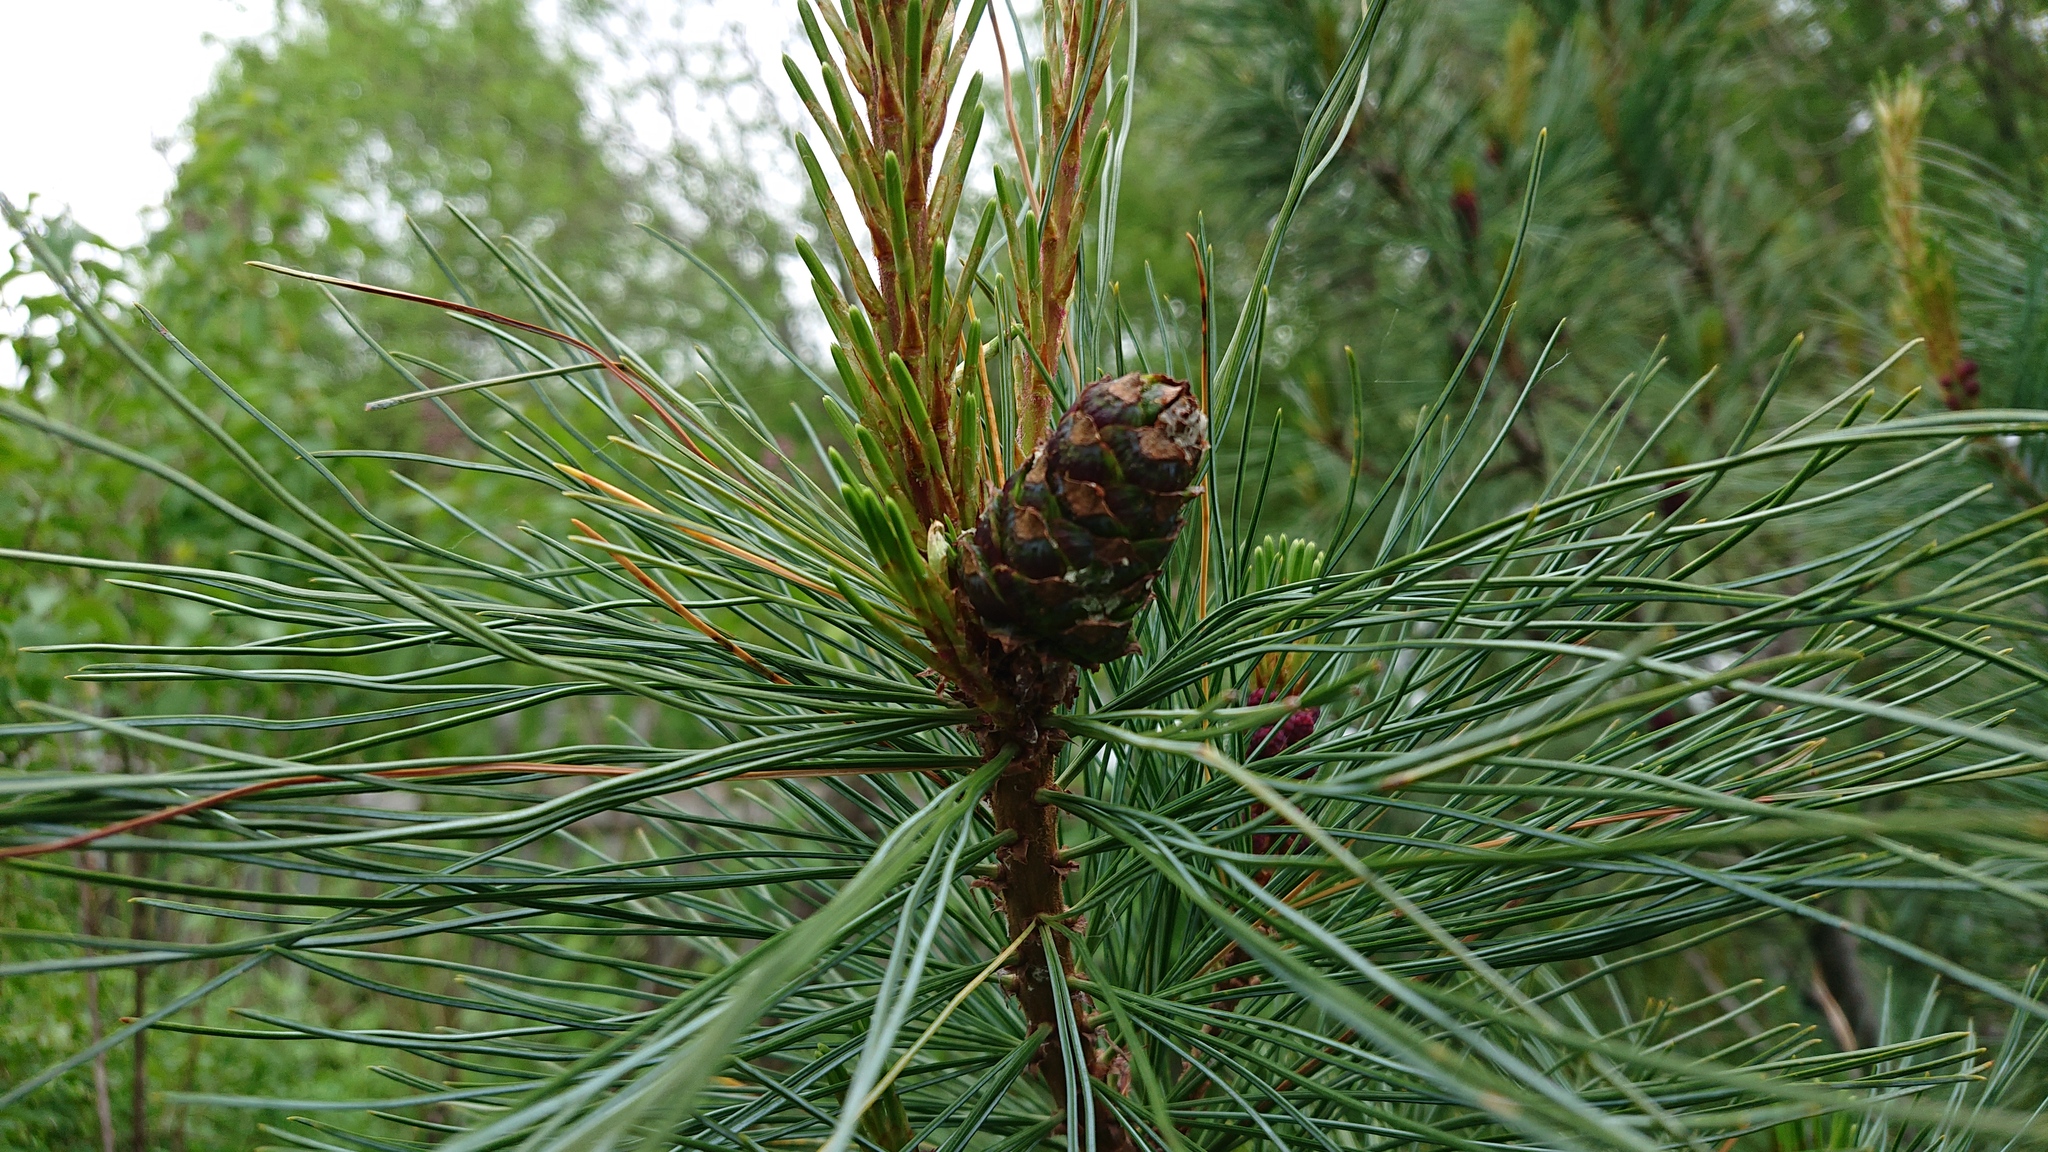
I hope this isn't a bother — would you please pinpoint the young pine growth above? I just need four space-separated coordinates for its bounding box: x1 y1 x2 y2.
1242 533 1328 757
1873 71 1975 409
786 0 996 527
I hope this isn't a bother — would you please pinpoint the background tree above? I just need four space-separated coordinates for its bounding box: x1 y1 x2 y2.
1113 0 2048 536
1110 0 2048 1091
1 1 792 1145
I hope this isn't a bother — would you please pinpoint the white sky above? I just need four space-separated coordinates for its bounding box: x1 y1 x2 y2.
0 0 1008 249
0 0 1011 389
1 0 277 248
0 0 854 248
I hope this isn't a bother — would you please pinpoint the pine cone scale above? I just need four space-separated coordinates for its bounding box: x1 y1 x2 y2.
957 372 1207 667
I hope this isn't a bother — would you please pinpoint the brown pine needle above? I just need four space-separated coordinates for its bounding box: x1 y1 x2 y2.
990 18 1040 215
555 464 842 597
0 761 948 861
572 519 789 683
556 463 660 512
971 319 1005 484
667 527 845 597
246 260 707 459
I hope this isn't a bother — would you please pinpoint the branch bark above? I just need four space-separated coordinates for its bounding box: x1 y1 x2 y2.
977 649 1135 1149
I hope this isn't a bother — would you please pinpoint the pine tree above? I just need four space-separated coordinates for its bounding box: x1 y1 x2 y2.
6 3 2048 1149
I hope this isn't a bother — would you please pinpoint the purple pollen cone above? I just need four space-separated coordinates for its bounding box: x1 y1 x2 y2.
1246 688 1320 759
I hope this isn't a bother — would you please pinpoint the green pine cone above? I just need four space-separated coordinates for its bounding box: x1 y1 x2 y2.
956 372 1208 667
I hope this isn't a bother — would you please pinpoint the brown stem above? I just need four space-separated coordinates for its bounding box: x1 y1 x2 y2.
973 646 1135 1148
987 741 1074 1069
987 748 1138 1148
1005 0 1124 457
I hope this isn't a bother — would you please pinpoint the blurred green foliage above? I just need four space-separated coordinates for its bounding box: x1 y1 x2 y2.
1114 0 2048 537
1106 2 2048 1138
1 0 794 1144
4 0 796 727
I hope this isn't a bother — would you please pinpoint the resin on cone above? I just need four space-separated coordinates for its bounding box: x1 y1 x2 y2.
958 372 1208 667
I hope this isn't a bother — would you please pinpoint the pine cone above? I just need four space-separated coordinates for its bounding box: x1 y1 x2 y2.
957 373 1207 667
